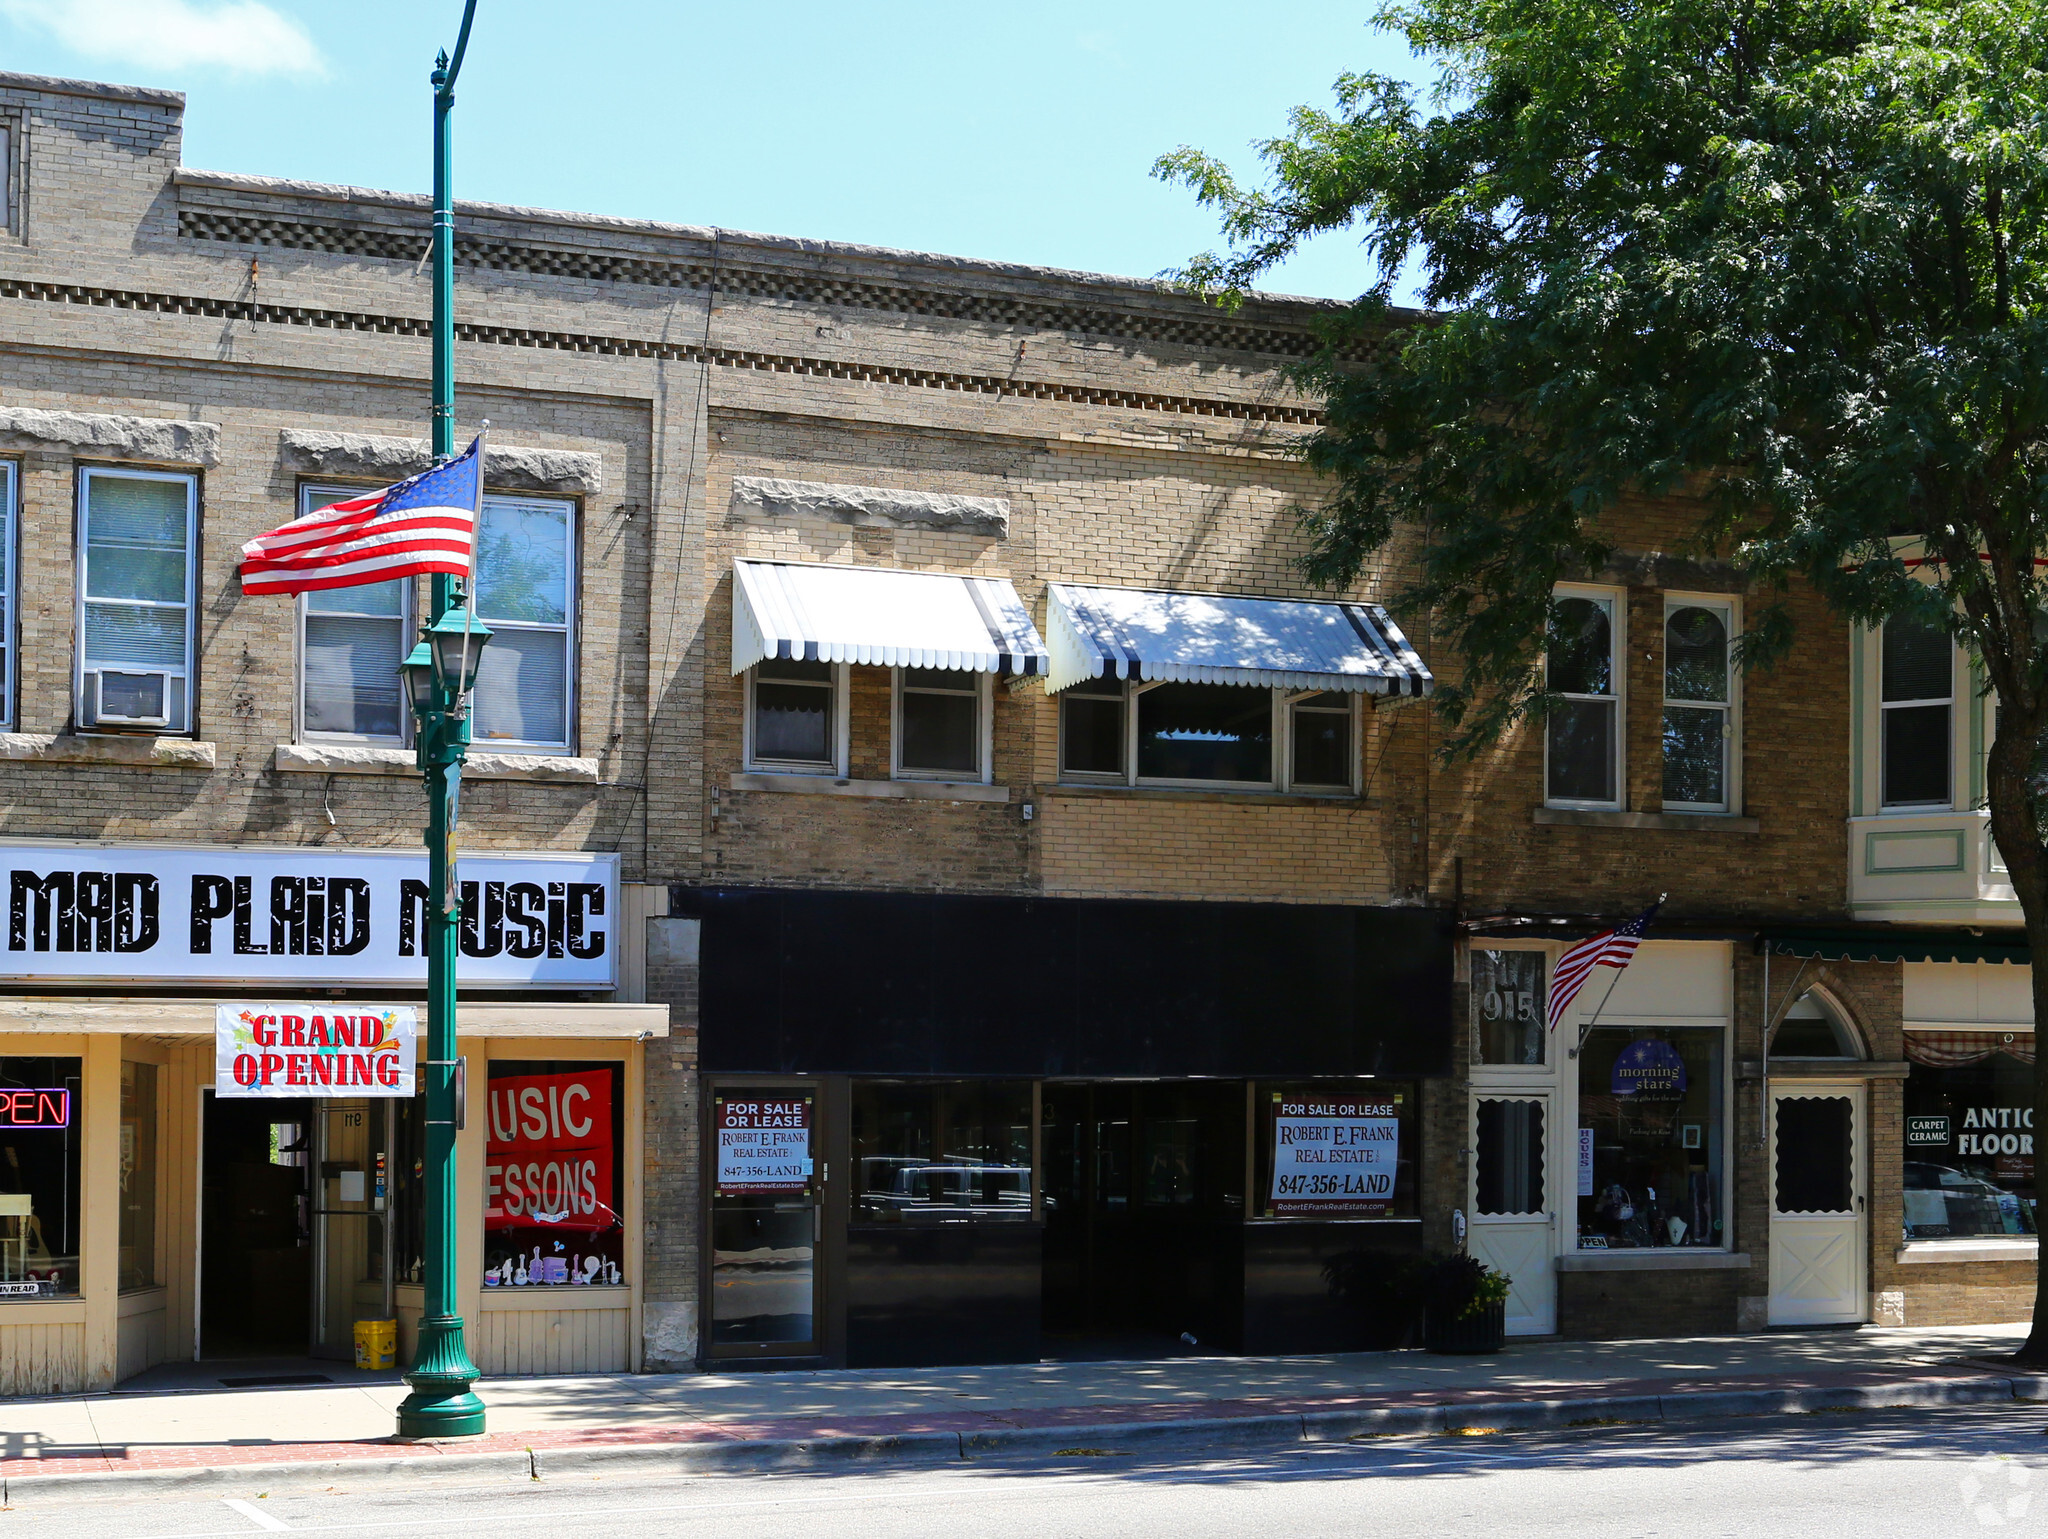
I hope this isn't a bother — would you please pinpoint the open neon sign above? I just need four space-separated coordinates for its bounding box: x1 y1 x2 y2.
0 1089 70 1128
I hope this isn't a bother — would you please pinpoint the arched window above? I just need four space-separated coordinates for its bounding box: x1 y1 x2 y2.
1772 993 1863 1059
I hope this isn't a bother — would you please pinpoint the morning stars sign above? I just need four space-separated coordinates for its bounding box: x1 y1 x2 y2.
0 844 617 988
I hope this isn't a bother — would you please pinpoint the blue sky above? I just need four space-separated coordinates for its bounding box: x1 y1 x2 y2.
0 1 1427 300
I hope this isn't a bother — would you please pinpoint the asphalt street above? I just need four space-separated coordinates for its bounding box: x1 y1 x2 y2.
11 1404 2048 1538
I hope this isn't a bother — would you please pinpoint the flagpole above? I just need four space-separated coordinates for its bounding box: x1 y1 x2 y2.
397 0 485 1442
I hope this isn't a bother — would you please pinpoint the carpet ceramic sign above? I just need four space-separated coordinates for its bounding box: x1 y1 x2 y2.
214 1003 416 1097
1611 1037 1688 1098
714 1096 813 1195
1905 1115 1951 1148
1267 1095 1401 1216
0 843 616 987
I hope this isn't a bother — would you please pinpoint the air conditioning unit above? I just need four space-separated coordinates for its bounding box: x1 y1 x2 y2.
81 669 173 729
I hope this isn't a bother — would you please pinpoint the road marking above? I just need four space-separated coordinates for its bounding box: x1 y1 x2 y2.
223 1497 293 1531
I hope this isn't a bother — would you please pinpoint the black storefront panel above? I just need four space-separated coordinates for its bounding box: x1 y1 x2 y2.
678 887 1454 1078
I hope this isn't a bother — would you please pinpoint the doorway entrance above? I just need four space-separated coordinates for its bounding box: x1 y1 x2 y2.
1469 1092 1558 1335
1039 1081 1245 1355
200 1093 312 1358
1768 1083 1868 1325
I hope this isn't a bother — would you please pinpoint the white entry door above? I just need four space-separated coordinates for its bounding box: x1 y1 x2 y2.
1470 1093 1557 1335
1768 1084 1867 1326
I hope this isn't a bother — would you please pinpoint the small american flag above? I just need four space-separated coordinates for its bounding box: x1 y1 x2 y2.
239 432 484 596
1546 900 1661 1033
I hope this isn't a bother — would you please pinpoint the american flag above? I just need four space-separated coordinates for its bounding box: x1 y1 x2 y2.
1545 900 1661 1033
239 433 484 596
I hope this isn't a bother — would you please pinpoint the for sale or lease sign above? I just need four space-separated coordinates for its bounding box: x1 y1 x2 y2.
214 1004 416 1098
1268 1097 1401 1216
715 1097 813 1196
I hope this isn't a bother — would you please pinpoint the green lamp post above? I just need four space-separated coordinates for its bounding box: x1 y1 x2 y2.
395 0 488 1442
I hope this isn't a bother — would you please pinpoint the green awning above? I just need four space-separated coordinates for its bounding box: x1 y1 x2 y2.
1758 928 2028 966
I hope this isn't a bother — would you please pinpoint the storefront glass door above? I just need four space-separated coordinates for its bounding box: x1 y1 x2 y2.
310 1100 391 1360
1768 1084 1867 1325
1469 1093 1557 1335
707 1085 819 1357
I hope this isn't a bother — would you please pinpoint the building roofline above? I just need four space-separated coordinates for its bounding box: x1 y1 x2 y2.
173 166 1358 322
0 69 184 109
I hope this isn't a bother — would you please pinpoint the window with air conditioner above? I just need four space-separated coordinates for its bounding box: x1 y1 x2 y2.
77 468 195 734
297 484 411 744
468 495 576 753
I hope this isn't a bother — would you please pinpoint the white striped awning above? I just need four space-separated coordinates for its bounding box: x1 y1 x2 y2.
1044 582 1433 698
731 558 1049 675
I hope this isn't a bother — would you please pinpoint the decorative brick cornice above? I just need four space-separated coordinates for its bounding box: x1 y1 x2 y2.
174 206 1363 361
0 276 1324 427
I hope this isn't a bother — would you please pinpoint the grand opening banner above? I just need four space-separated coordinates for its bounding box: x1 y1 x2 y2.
0 843 616 987
216 1003 417 1097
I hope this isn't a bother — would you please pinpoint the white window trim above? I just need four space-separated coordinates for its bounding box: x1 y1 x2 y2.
1873 616 1962 813
744 660 849 777
75 464 197 737
1282 689 1362 795
1545 583 1626 811
890 667 992 784
470 493 578 755
294 482 414 748
1661 593 1740 815
1056 678 1363 795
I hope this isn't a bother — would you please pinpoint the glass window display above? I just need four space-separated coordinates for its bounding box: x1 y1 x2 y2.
0 1055 82 1296
1576 1028 1724 1249
1902 1034 2036 1239
482 1060 625 1287
852 1081 1033 1223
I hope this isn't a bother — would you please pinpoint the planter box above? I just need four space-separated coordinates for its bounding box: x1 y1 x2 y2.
1423 1298 1506 1354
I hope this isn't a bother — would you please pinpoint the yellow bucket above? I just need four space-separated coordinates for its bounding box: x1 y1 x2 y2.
353 1317 397 1372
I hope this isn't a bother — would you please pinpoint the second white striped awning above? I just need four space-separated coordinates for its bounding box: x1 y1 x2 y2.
731 558 1049 675
1044 581 1433 697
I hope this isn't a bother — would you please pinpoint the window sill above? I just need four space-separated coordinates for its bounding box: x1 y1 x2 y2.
480 1283 632 1310
1559 1250 1751 1272
731 771 1010 803
1897 1238 2038 1264
0 732 213 769
1533 806 1760 833
276 744 598 783
1046 783 1378 809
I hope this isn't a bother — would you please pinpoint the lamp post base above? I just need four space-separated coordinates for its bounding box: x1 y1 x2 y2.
396 1314 486 1439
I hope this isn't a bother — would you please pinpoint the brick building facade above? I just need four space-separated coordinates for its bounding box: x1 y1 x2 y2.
0 68 2029 1390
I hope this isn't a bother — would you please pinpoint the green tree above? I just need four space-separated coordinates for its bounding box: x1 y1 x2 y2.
1158 0 2048 1356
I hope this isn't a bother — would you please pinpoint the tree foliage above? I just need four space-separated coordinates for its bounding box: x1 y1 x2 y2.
1160 0 2048 1355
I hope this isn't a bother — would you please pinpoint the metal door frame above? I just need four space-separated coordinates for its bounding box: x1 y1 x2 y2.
700 1075 828 1363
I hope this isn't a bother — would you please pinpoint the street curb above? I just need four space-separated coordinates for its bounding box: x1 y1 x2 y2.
4 1373 2038 1504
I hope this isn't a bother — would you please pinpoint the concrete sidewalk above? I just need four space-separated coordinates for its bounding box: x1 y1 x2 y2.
0 1323 2039 1501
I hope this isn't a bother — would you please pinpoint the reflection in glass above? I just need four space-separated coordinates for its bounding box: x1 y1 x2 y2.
1548 597 1612 695
1903 1043 2037 1240
852 1081 1033 1223
1548 698 1616 802
1472 950 1546 1066
1137 682 1271 782
1661 706 1725 806
1577 1027 1724 1248
710 1200 814 1343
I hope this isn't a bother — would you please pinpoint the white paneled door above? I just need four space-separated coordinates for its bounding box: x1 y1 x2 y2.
1469 1093 1557 1335
1768 1084 1867 1326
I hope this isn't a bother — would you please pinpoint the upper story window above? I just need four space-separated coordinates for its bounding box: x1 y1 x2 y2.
1663 600 1735 813
77 467 195 734
894 668 988 781
470 496 576 753
1546 588 1621 808
1880 612 1953 808
298 485 410 744
747 658 845 774
1057 678 1359 793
